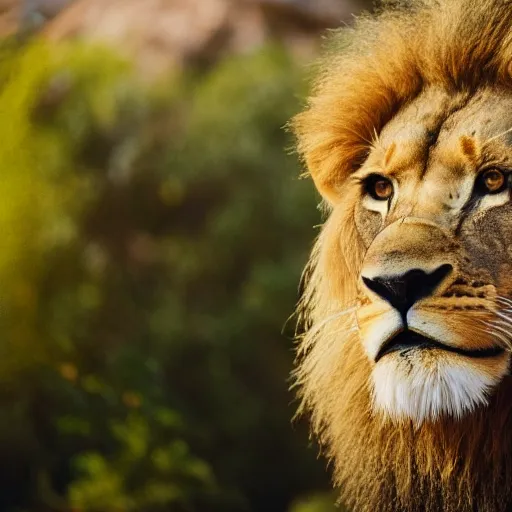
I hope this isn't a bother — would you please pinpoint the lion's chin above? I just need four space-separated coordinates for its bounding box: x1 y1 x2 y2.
371 350 509 426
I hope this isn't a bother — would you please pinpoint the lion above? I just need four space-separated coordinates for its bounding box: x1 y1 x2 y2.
291 1 512 511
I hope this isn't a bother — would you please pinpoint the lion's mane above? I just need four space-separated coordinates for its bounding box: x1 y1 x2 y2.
292 1 512 511
293 0 512 201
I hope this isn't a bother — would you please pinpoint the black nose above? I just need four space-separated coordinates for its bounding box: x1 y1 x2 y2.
362 264 453 316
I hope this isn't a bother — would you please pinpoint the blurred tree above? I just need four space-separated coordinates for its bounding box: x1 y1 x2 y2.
41 0 372 79
0 40 331 512
289 493 339 512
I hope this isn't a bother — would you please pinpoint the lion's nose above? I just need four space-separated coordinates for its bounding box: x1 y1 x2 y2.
362 264 453 316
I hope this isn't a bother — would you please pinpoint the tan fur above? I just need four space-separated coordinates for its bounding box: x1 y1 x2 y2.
293 0 512 202
292 1 512 511
460 135 479 163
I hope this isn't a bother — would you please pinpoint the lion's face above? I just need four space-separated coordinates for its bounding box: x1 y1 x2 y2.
293 1 512 509
345 87 512 423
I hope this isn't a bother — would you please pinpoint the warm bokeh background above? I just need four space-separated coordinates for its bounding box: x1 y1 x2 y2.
0 1 369 511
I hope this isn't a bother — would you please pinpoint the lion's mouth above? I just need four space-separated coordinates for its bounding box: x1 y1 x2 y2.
375 330 505 363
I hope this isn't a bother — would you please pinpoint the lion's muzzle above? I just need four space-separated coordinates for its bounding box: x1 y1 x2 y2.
362 264 453 319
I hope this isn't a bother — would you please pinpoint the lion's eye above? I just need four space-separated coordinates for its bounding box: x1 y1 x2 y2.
478 169 507 194
365 175 393 201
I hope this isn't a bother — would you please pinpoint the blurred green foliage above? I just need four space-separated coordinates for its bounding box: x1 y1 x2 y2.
0 39 333 511
289 493 339 512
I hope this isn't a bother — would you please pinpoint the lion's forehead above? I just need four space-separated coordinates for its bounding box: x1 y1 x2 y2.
355 87 512 232
376 87 512 178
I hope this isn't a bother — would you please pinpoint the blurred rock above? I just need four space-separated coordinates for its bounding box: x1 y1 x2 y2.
31 0 74 18
0 0 20 37
0 0 76 36
41 0 366 79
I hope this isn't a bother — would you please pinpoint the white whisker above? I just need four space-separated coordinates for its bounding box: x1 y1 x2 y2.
479 320 512 349
495 295 512 308
485 126 512 143
306 307 358 337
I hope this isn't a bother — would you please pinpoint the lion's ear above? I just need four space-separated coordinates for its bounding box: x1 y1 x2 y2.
313 182 340 205
305 158 341 205
293 106 372 206
302 137 370 205
292 113 344 205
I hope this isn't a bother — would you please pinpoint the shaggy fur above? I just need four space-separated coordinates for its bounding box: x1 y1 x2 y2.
292 1 512 511
293 0 512 202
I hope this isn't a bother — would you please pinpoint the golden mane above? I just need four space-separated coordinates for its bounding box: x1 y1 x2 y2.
292 1 512 511
293 166 512 510
292 0 512 202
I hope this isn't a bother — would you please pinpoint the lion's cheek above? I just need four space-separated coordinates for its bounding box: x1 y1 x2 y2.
356 304 403 361
353 202 382 248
